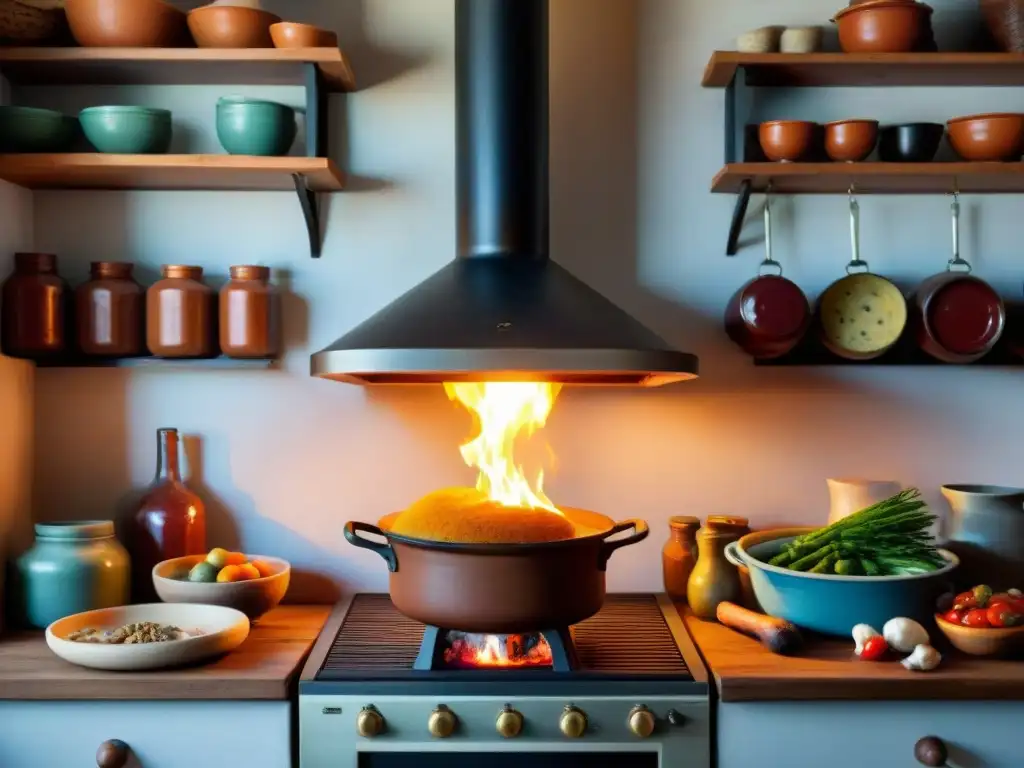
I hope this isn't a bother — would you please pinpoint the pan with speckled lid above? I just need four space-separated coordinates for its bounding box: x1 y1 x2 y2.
911 193 1004 363
818 191 907 360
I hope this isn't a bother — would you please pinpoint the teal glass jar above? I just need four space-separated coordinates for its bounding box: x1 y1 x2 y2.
15 521 130 629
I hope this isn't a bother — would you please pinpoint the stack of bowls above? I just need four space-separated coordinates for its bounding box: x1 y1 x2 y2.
79 107 172 154
216 97 297 156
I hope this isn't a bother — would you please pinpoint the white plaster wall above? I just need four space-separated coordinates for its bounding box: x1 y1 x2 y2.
22 0 1024 600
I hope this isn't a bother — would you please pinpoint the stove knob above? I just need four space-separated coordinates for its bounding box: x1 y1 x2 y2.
559 705 588 738
496 706 524 738
628 705 656 738
428 706 457 739
356 707 385 738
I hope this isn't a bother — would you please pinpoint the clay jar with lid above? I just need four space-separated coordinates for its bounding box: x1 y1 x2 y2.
219 265 278 358
1 252 68 359
76 261 144 357
146 265 216 358
687 516 750 620
662 516 700 603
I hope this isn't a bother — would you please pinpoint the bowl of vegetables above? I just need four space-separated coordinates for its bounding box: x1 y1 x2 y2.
934 584 1024 656
153 548 290 621
725 489 958 636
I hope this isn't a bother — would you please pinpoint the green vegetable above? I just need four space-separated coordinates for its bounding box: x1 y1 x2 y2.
767 489 943 577
973 584 993 608
188 561 219 583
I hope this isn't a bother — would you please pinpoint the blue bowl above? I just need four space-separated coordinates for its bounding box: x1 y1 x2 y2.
726 529 958 636
79 106 172 154
0 106 78 153
215 97 296 157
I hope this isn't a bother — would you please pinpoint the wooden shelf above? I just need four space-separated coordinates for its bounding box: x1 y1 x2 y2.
0 154 345 192
711 162 1024 194
0 47 355 92
702 51 1024 88
754 336 1024 368
35 356 277 370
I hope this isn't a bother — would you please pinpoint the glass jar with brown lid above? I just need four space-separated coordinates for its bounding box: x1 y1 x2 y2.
76 261 144 357
219 265 278 359
146 265 215 358
1 252 68 359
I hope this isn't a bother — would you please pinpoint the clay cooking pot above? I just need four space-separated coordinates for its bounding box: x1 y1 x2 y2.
344 508 648 633
824 119 879 162
832 0 933 53
946 113 1024 162
759 120 816 163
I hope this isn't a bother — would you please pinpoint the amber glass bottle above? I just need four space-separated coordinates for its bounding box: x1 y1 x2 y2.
128 428 206 601
219 265 278 358
146 265 215 358
1 252 67 359
662 516 700 603
76 261 144 357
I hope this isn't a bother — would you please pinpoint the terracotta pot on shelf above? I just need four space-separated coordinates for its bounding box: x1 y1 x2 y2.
219 265 279 359
76 261 144 358
832 1 933 53
187 5 280 48
146 265 216 358
64 0 189 47
0 252 68 360
824 119 879 162
758 120 816 163
980 0 1024 53
946 113 1024 162
269 21 337 48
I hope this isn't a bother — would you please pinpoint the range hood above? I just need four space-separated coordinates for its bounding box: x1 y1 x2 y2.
310 0 699 387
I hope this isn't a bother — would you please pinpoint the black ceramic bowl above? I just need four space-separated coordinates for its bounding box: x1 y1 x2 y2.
878 123 945 162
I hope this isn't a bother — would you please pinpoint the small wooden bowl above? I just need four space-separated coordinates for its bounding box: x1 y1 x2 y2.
934 613 1024 656
833 1 932 53
947 112 1024 161
187 6 280 48
758 120 816 162
824 119 879 162
270 22 337 48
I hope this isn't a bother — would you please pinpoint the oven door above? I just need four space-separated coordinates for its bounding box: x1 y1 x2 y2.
301 695 709 768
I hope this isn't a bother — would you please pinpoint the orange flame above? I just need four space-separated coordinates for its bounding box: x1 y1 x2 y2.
443 382 562 513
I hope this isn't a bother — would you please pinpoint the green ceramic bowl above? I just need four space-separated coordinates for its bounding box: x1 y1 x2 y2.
216 97 297 157
79 106 173 154
0 106 78 153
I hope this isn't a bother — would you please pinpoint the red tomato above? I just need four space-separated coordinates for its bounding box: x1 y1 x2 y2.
953 591 976 610
942 609 964 625
857 635 888 661
987 604 1024 628
963 608 991 628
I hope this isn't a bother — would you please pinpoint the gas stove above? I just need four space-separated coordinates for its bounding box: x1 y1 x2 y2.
299 594 710 768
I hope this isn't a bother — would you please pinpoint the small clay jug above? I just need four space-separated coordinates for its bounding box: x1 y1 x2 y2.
687 517 748 620
662 516 700 603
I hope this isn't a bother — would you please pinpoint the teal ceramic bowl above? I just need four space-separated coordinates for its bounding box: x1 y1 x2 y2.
216 97 297 157
79 106 172 154
0 106 78 153
725 529 958 637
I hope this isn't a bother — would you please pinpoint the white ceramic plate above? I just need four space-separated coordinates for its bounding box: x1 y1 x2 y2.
46 603 250 671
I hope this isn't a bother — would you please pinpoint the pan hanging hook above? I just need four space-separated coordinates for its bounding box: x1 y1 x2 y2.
759 183 783 277
846 185 869 275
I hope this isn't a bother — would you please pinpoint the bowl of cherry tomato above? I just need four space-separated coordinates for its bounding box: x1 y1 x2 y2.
934 584 1024 656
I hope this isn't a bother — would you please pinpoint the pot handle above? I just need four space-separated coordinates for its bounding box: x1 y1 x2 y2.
724 540 747 568
344 521 398 573
597 519 649 570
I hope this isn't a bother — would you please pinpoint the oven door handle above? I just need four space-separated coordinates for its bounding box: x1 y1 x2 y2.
597 519 649 570
344 521 399 572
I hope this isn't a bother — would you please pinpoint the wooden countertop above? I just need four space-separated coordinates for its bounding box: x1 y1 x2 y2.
0 605 330 701
680 605 1024 702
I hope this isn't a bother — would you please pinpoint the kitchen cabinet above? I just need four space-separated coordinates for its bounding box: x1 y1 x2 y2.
0 605 330 768
682 607 1024 768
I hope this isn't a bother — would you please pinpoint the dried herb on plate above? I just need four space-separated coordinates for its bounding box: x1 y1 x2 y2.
67 622 202 644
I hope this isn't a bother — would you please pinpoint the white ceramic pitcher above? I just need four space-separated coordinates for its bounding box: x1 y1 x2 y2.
826 478 902 525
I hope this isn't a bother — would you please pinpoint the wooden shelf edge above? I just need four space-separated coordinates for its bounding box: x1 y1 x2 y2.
0 46 356 92
34 356 278 370
711 162 1024 194
702 51 1024 88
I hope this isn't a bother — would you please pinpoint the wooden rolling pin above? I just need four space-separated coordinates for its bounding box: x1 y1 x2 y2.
716 601 803 655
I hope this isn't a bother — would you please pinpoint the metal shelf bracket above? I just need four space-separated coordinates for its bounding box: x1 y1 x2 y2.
293 173 322 258
723 70 753 256
300 61 331 258
726 179 752 256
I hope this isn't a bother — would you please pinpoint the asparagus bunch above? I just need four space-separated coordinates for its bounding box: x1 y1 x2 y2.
768 489 944 576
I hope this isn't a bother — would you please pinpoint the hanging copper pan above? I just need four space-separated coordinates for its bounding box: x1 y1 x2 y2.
344 508 648 633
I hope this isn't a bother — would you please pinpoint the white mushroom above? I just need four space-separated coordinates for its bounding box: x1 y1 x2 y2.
883 617 929 653
901 644 941 672
852 623 881 655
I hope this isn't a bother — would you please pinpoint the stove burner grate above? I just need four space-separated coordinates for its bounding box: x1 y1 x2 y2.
318 594 689 678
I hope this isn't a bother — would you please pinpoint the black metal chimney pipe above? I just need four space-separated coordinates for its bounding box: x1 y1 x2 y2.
456 0 548 261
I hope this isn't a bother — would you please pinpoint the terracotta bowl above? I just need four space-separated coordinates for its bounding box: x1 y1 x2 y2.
934 613 1024 656
152 554 290 621
269 22 338 48
187 6 281 48
833 1 932 53
824 119 879 162
64 0 189 47
758 120 816 162
947 113 1024 162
